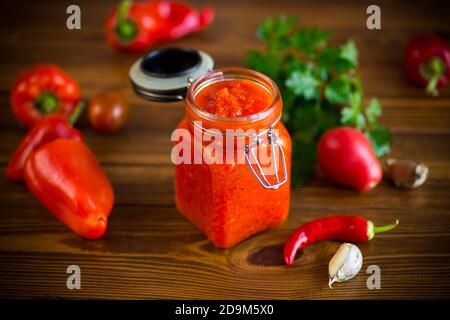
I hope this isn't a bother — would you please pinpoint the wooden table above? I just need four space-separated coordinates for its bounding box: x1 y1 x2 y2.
1 0 449 299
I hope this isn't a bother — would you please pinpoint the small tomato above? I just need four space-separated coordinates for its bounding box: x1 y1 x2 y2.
88 89 129 133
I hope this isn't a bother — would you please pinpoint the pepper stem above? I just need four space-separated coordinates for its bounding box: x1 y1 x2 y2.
35 92 59 115
367 220 399 240
373 220 399 234
420 57 446 97
115 0 137 43
68 101 85 126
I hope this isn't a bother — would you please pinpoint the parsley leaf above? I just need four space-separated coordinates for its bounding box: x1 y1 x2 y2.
291 28 331 55
257 16 298 41
366 127 391 158
286 66 321 100
245 50 282 81
365 98 382 128
340 40 358 68
325 77 352 104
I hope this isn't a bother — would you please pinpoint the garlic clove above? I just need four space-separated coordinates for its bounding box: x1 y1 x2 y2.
383 158 429 189
328 243 351 280
328 243 363 289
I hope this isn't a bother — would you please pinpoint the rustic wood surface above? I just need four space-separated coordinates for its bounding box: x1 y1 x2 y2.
0 0 449 299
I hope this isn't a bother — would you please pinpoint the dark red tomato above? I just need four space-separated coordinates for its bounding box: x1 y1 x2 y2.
88 90 129 133
317 127 382 191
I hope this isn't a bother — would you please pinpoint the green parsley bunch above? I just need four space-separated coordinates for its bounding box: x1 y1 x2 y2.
246 16 391 186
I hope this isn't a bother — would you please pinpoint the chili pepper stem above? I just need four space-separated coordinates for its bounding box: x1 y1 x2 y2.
68 101 86 126
367 219 399 240
115 0 137 42
421 57 446 96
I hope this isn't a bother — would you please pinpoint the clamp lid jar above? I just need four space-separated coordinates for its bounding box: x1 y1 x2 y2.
129 47 214 102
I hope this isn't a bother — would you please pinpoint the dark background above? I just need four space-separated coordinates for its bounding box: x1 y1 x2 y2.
0 0 449 299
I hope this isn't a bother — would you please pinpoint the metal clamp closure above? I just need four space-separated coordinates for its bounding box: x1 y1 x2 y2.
244 128 287 190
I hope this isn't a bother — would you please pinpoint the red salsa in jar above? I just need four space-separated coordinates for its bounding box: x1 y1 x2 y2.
175 68 291 248
195 80 273 117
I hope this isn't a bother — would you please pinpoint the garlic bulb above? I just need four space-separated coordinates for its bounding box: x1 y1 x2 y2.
328 243 363 288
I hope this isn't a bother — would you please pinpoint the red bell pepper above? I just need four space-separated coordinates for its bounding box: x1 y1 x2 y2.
11 64 81 127
404 35 450 96
283 216 399 267
24 139 114 239
6 107 84 182
105 0 214 52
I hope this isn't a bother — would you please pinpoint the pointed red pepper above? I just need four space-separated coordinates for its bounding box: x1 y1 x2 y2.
24 139 114 239
6 104 84 182
283 216 399 267
105 0 214 52
157 1 215 39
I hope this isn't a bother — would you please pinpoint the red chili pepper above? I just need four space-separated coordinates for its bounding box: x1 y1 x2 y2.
157 1 215 39
24 139 114 239
404 35 450 96
6 104 84 182
105 0 214 52
11 64 81 127
283 216 399 267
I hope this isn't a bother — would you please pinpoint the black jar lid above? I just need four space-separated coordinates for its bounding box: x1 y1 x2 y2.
129 47 214 102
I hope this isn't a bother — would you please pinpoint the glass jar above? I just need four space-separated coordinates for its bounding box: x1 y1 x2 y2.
174 68 291 248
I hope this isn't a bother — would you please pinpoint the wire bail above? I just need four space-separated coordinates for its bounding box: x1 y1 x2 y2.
244 129 288 190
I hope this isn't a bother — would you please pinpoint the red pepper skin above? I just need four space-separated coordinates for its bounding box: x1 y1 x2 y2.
24 139 114 239
6 115 83 182
158 1 215 40
283 216 399 267
105 0 214 52
11 64 80 127
404 35 450 95
318 127 382 191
